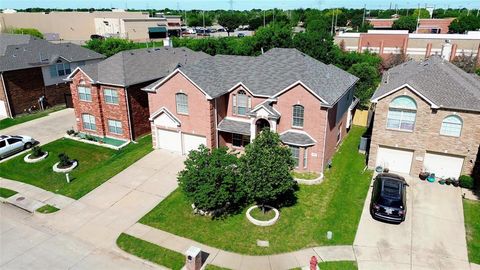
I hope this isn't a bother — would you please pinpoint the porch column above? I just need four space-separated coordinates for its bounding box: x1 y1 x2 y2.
250 118 256 142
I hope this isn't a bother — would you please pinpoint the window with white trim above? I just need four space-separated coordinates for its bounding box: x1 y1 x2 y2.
440 115 462 137
56 60 71 76
290 145 300 167
232 134 250 147
108 119 123 134
303 148 308 168
176 93 188 114
104 88 119 104
386 96 417 131
233 90 250 116
292 105 304 128
82 114 96 130
78 84 91 101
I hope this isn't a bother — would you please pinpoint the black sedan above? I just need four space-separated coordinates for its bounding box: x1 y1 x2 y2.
370 173 408 223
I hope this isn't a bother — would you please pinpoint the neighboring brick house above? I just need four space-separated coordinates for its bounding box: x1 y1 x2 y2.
143 48 359 174
368 56 480 179
66 47 209 141
0 33 104 118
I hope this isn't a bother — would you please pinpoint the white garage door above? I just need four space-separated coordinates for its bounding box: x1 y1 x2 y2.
0 101 7 118
156 129 182 153
424 152 464 179
183 133 206 155
376 146 414 174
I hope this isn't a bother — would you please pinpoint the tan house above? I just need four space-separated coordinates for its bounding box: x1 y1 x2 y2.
368 56 480 179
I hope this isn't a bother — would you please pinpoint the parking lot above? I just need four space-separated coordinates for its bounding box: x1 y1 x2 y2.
354 173 469 269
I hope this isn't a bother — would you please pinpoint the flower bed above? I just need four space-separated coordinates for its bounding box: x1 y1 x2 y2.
52 161 78 173
246 205 280 227
24 151 49 163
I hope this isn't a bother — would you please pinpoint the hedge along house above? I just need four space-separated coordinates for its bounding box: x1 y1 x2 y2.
0 33 104 118
143 48 360 174
65 47 209 142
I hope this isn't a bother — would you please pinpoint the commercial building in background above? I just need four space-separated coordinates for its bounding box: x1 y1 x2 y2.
335 30 480 62
0 10 182 44
367 18 455 34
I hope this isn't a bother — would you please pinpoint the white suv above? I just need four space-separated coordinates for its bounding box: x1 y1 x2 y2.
0 135 36 159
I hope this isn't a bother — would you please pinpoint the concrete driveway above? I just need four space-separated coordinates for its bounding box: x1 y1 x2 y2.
354 173 469 270
1 149 185 269
1 108 75 145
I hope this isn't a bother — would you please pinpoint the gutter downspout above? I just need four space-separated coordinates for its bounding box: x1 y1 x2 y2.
124 87 135 142
0 72 13 118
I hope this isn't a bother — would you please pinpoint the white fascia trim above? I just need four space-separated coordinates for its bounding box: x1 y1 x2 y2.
65 66 94 82
371 83 440 109
279 129 318 143
141 68 212 99
224 116 251 123
271 80 329 106
96 81 126 87
284 142 316 147
251 103 275 115
149 107 182 126
224 82 266 97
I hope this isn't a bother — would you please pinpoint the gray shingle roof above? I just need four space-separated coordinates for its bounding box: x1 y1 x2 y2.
79 47 209 87
217 118 251 136
177 48 358 105
372 56 480 112
0 34 104 72
280 131 316 146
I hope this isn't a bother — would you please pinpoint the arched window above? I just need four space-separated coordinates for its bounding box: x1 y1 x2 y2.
387 96 417 131
440 115 462 137
233 90 249 116
176 93 188 114
292 105 304 128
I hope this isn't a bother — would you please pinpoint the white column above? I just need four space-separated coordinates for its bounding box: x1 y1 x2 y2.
250 117 256 141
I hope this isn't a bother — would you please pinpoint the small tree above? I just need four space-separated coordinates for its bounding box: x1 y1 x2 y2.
218 12 244 36
348 62 380 108
10 28 44 39
392 16 418 33
178 145 244 214
239 129 296 210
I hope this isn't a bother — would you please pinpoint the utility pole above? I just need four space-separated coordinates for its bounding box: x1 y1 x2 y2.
229 0 233 11
202 10 205 35
334 8 338 33
415 3 420 33
263 10 266 27
330 8 334 35
362 4 366 27
477 8 479 17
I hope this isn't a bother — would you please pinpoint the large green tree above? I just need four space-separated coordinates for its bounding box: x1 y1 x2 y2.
449 16 480 34
218 12 244 36
348 62 380 108
392 16 418 32
85 38 138 57
178 146 244 214
239 129 296 209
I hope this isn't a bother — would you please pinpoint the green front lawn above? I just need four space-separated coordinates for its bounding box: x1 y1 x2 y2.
318 261 357 270
0 105 65 130
36 204 60 214
0 135 153 199
117 233 184 270
0 187 17 198
464 199 480 264
140 126 372 255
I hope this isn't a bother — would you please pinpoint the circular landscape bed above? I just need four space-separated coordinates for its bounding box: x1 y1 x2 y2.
24 152 49 163
52 161 78 173
246 205 279 227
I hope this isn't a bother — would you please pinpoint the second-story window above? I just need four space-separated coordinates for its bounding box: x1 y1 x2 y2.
104 88 119 104
176 93 188 114
440 115 462 137
386 96 417 132
233 90 250 116
292 105 304 128
78 81 92 102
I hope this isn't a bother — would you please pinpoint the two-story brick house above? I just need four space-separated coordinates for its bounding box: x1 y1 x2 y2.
368 56 480 179
143 48 359 173
0 33 104 118
66 47 209 141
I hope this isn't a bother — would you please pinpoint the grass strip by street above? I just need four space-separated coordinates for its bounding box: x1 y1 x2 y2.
0 105 66 130
140 126 372 255
0 187 17 198
0 135 153 199
205 265 231 270
318 261 357 270
36 204 60 214
116 233 184 270
463 199 480 264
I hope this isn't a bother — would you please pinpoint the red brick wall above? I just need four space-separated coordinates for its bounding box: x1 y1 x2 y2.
323 103 348 168
127 82 151 139
148 72 214 147
274 84 328 173
3 67 69 116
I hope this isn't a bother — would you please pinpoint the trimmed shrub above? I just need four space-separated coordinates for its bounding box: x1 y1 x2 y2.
58 153 73 168
31 146 45 158
459 175 474 189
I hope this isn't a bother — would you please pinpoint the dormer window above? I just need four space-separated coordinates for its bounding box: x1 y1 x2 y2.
386 96 417 132
50 59 71 77
233 90 251 116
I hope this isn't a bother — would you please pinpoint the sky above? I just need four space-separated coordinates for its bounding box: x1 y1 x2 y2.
1 0 479 10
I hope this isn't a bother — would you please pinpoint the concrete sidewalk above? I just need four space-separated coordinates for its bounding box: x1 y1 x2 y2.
125 223 357 270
